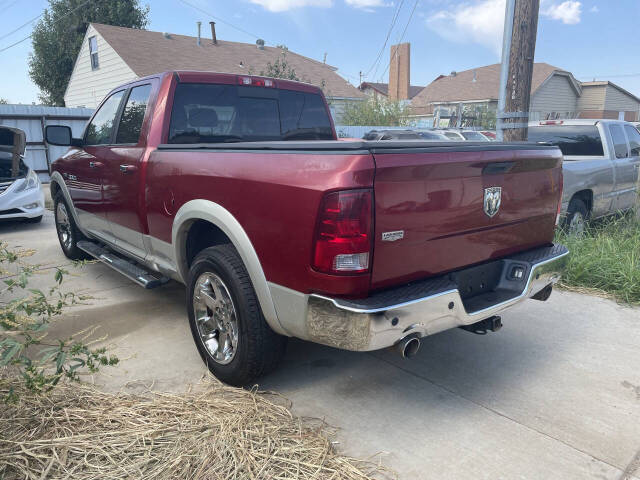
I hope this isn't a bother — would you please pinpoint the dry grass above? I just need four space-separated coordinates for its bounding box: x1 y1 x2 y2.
0 376 393 480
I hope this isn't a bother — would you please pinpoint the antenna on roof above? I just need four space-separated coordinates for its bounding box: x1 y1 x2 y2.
196 21 201 46
323 52 327 64
256 38 265 50
472 69 477 82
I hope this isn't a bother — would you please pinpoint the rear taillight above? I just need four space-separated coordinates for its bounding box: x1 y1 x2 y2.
312 189 373 275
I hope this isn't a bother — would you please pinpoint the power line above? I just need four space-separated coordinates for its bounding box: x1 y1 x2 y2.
177 0 262 40
364 0 404 80
0 12 43 42
0 0 95 53
378 0 419 82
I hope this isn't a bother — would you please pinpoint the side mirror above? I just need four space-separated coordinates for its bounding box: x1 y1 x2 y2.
45 125 78 146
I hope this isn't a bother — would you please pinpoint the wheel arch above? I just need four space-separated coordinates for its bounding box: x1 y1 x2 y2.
172 199 288 336
569 189 593 215
49 171 87 235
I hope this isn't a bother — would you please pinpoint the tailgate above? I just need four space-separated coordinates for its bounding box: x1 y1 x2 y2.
370 144 562 289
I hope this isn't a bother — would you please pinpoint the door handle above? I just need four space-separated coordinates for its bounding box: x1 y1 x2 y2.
120 164 137 174
89 161 103 168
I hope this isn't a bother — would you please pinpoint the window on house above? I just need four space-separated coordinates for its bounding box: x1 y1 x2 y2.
89 36 99 70
116 84 152 144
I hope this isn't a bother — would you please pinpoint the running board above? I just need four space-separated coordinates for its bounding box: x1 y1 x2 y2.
77 240 170 289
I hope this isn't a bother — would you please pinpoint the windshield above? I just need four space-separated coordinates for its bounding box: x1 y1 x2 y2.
528 125 604 156
461 131 489 141
418 131 446 140
168 83 334 143
0 128 28 181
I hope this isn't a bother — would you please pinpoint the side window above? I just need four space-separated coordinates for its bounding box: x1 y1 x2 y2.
609 125 629 159
116 84 152 144
624 125 640 156
89 36 99 70
85 91 125 145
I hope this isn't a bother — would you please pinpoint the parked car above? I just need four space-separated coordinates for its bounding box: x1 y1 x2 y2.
415 130 450 141
434 129 491 141
0 126 44 223
479 130 497 140
529 119 640 233
46 71 567 386
364 129 450 141
363 129 423 140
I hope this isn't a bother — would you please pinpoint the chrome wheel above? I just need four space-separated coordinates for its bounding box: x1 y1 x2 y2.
193 272 239 365
568 211 585 235
56 202 72 250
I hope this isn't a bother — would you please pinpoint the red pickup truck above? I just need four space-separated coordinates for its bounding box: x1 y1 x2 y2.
46 71 568 386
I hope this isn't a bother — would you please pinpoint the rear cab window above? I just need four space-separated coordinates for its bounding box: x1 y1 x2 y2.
624 125 640 156
168 83 334 143
528 125 604 156
609 124 629 158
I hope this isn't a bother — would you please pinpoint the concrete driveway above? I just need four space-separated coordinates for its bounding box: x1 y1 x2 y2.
2 211 640 480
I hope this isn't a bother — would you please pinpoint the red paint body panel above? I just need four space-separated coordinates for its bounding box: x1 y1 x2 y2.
146 150 375 295
371 148 563 289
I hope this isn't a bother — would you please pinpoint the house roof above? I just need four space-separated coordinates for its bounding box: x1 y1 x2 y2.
410 63 576 115
91 23 364 99
581 80 640 103
359 82 425 99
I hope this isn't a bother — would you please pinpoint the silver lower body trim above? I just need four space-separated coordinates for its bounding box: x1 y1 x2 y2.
272 244 568 352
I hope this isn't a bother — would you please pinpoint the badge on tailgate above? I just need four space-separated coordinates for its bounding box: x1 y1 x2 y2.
483 187 502 218
382 230 404 242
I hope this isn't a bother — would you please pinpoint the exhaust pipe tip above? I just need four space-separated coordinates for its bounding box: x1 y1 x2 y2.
396 336 421 359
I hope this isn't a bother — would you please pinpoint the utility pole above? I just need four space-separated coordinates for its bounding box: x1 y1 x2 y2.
359 71 363 86
497 0 540 141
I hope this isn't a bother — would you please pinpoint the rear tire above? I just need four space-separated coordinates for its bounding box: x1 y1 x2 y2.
187 244 287 386
53 192 89 260
564 197 588 235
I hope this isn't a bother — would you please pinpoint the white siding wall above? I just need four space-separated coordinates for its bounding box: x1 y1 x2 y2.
64 25 137 108
604 85 640 112
530 74 578 119
577 85 606 111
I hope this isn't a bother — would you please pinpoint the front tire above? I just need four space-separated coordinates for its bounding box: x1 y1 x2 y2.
187 245 287 386
53 192 89 260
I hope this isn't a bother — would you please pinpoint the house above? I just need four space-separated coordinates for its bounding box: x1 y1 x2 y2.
359 82 424 100
577 81 640 122
63 23 364 121
410 63 640 127
410 63 586 127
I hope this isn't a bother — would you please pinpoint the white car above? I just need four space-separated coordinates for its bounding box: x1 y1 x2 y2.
0 126 44 223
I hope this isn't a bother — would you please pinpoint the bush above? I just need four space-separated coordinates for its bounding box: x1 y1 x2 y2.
341 97 412 127
0 243 118 400
556 212 640 304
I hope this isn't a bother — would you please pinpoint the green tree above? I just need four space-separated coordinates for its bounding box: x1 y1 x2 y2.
260 52 300 81
29 0 150 106
341 96 412 126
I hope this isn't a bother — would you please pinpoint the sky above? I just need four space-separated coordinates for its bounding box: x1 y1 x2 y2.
1 0 639 104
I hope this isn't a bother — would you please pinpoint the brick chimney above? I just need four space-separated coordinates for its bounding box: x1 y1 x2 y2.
388 43 410 101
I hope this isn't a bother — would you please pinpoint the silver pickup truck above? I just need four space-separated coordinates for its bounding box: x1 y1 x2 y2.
529 119 640 232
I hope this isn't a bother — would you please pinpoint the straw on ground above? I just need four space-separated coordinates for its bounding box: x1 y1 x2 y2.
0 376 393 479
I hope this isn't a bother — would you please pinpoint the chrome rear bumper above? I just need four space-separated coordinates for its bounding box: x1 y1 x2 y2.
304 244 568 352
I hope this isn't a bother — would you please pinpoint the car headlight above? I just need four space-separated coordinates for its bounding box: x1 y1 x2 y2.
13 170 39 193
